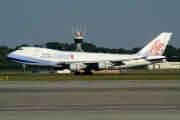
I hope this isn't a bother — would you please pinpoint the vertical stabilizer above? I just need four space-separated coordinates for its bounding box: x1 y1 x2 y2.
136 33 172 56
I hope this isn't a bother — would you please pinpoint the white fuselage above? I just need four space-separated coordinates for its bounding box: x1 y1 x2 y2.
7 47 165 70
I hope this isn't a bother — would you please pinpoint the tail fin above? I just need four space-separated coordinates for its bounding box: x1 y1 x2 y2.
136 32 172 56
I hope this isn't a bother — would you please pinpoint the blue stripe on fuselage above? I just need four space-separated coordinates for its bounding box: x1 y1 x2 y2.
7 56 37 63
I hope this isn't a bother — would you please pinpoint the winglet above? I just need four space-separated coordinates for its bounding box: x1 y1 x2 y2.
136 33 172 56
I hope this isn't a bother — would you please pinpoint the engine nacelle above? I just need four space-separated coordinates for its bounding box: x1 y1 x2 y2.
53 65 68 70
69 64 81 71
98 62 110 69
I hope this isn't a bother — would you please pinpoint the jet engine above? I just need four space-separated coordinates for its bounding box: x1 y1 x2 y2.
69 64 81 71
98 62 114 69
69 64 87 71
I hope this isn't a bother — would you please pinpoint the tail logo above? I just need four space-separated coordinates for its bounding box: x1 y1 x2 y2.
150 39 165 55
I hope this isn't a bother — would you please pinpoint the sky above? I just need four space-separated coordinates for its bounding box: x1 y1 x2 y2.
0 0 180 49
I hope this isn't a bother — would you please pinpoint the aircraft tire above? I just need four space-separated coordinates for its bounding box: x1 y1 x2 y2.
85 71 93 75
74 71 81 75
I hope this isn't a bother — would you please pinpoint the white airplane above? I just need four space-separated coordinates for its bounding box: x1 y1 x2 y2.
7 32 172 75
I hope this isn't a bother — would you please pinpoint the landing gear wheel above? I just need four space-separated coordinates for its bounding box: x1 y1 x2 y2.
89 71 93 75
74 71 81 75
84 71 93 75
73 71 93 75
22 64 26 72
87 71 93 75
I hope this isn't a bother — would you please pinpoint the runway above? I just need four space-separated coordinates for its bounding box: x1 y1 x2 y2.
0 80 180 120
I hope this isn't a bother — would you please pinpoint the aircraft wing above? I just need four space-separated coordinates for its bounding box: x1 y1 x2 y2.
57 57 144 65
145 56 166 61
55 55 166 66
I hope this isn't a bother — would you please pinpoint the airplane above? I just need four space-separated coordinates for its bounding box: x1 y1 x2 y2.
7 32 172 75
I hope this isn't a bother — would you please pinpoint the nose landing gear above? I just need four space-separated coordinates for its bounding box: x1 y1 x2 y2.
22 64 26 72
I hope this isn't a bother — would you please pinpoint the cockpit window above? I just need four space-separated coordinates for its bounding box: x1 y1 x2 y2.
19 48 23 50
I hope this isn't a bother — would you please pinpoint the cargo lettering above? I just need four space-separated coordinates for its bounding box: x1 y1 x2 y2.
54 54 70 59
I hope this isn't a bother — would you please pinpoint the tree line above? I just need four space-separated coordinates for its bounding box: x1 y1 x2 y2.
0 42 179 70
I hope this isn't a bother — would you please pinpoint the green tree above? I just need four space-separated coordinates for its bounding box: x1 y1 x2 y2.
81 42 97 52
33 44 44 47
164 45 178 61
68 43 76 51
45 42 63 50
15 44 29 50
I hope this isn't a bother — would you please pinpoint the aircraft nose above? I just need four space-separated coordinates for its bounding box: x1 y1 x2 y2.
7 53 13 60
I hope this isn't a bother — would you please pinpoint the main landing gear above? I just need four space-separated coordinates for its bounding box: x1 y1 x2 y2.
74 71 93 75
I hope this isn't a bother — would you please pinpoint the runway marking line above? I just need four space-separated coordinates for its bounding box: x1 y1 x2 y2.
66 89 142 92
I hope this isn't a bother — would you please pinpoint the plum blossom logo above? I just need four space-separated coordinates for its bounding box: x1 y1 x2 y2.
71 54 74 59
150 39 165 55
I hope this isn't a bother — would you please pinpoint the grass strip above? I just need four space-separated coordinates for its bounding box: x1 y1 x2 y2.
0 75 180 81
0 69 180 81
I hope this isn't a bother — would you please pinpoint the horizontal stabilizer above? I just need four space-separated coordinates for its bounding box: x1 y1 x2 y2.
145 56 166 61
